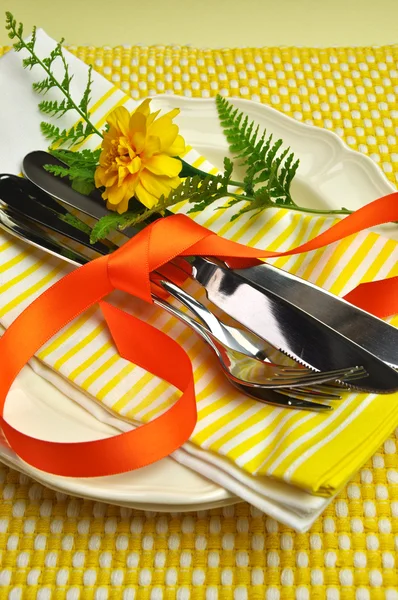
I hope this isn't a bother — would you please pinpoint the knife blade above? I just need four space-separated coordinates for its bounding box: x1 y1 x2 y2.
4 169 398 393
234 261 398 369
23 150 398 369
189 257 398 393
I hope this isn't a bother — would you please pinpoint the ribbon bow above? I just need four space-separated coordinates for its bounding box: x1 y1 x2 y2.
1 193 398 477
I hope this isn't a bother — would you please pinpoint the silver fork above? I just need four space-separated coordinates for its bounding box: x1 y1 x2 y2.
157 279 365 390
0 205 365 411
153 292 360 409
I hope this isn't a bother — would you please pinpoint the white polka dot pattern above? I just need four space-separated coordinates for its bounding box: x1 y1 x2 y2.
0 448 396 598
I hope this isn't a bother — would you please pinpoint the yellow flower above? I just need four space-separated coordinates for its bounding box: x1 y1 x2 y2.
94 99 185 213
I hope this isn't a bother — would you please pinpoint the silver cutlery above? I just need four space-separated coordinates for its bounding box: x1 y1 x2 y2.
0 203 357 411
0 198 362 392
22 150 398 370
0 178 367 392
157 279 362 390
9 162 398 394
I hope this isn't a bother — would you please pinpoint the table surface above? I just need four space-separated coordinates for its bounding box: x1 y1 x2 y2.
1 6 398 600
2 0 398 47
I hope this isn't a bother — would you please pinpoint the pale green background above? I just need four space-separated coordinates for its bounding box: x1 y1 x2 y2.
1 0 398 47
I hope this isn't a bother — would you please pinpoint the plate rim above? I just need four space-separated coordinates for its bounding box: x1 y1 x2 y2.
153 93 395 198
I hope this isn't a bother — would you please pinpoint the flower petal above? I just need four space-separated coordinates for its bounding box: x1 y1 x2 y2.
145 155 182 177
106 182 128 206
118 166 130 186
129 111 147 153
127 155 142 174
107 106 130 136
165 134 186 157
94 167 105 188
140 170 181 198
155 108 180 122
135 181 159 209
131 131 146 154
147 109 161 126
134 98 152 117
142 135 161 159
148 117 179 151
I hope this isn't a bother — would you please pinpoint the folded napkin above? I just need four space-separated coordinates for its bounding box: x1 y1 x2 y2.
0 30 397 531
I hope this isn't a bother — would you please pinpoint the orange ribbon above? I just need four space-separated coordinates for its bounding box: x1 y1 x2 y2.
1 192 398 477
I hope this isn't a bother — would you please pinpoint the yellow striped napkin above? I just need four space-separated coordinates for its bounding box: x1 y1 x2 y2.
1 31 397 499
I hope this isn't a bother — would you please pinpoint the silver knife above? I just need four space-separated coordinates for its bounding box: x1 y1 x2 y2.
235 262 398 369
22 150 398 369
18 152 398 391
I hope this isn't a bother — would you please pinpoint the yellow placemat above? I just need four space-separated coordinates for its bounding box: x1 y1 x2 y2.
0 43 397 599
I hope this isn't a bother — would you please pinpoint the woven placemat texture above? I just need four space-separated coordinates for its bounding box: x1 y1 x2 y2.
0 43 397 600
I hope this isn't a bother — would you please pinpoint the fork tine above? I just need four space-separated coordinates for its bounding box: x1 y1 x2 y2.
269 365 367 387
296 383 346 396
305 366 369 392
281 387 342 401
232 382 333 411
277 366 370 400
269 366 314 374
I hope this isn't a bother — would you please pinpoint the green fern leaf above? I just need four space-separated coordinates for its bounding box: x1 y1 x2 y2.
33 77 57 93
186 157 233 214
43 164 70 178
79 65 93 116
40 120 89 147
38 98 72 117
44 148 101 196
215 95 299 208
60 213 92 236
90 212 138 244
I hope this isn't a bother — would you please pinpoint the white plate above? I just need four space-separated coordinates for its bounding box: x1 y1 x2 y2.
1 96 396 511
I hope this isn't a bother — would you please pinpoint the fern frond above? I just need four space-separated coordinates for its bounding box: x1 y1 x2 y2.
38 98 73 117
90 212 138 243
49 148 101 168
7 12 103 148
43 165 70 178
79 65 93 116
44 148 101 195
40 121 95 147
33 77 57 94
186 157 233 214
215 95 299 206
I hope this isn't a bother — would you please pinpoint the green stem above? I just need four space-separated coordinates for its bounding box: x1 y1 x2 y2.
226 192 353 217
120 197 176 229
179 161 353 217
274 204 353 216
229 180 245 188
13 29 103 140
